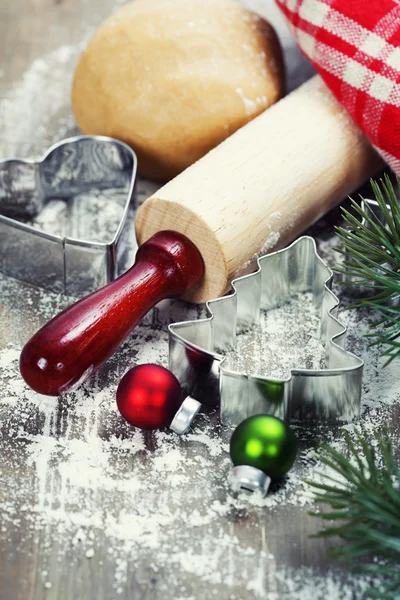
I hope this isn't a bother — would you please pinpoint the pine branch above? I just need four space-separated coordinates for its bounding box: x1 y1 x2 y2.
307 430 400 599
335 174 400 364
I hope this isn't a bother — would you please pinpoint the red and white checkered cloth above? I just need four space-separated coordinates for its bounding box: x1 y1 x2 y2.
276 0 400 175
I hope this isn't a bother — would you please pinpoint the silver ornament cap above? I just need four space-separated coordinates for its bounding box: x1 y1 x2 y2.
229 465 271 497
169 396 202 434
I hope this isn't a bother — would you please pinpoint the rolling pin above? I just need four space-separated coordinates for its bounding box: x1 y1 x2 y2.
20 76 382 396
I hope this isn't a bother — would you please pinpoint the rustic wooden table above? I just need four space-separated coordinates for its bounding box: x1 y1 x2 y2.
1 1 399 599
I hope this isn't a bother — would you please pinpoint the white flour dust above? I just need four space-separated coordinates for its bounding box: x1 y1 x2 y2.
1 264 398 598
224 292 325 378
0 45 79 159
0 2 396 598
30 189 127 244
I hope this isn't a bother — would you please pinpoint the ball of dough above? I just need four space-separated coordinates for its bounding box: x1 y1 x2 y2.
72 0 284 181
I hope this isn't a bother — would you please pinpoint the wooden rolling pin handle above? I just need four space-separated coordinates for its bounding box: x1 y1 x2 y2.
19 231 204 396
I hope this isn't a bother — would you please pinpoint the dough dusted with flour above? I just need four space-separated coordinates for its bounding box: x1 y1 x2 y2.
72 0 284 181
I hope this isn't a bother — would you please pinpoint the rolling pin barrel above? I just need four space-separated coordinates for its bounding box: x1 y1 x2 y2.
20 76 382 395
136 76 382 303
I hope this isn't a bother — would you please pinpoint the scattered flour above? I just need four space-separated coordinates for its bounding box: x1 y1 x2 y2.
1 250 398 598
0 45 79 160
224 292 325 378
27 189 127 244
0 2 395 598
236 87 260 115
261 230 281 253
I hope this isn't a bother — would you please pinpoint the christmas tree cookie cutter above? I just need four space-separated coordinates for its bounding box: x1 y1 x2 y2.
168 236 364 426
0 135 137 296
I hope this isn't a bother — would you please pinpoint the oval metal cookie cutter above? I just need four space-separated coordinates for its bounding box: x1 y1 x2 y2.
169 236 364 426
0 135 137 296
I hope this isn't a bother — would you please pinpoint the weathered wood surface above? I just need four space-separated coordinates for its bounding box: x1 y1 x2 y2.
1 2 398 600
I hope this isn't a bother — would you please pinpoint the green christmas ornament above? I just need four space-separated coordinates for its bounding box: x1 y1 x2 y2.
229 414 296 497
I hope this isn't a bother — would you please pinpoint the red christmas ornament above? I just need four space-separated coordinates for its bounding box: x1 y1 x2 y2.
116 364 183 430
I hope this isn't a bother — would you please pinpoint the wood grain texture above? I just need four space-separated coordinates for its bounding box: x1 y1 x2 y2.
136 76 382 303
0 2 396 600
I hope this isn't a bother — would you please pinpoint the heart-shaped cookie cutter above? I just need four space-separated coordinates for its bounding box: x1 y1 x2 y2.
0 136 137 296
168 236 364 426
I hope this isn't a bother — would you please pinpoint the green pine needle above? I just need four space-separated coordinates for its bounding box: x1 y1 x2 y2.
307 430 400 599
335 174 400 364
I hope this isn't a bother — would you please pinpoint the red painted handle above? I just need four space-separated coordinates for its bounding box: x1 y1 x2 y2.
20 231 204 396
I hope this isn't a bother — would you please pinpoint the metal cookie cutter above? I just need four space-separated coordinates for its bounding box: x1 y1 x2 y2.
169 236 364 426
0 135 137 296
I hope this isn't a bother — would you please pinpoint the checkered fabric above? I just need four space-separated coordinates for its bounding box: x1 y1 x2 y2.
276 0 400 175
